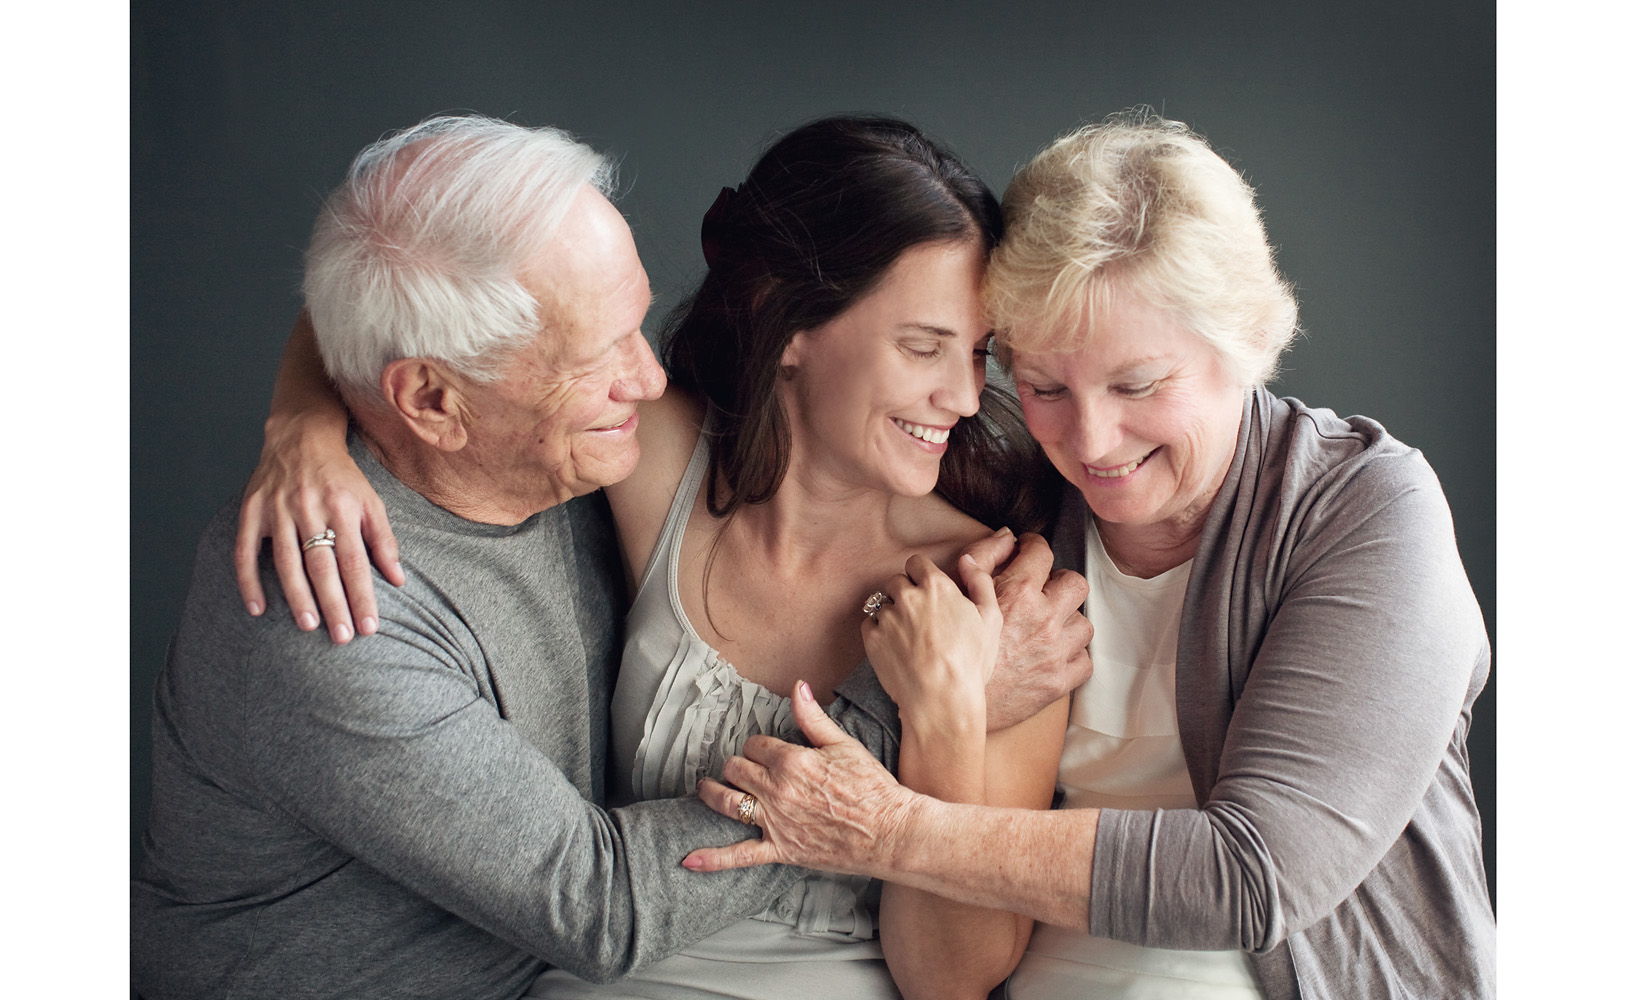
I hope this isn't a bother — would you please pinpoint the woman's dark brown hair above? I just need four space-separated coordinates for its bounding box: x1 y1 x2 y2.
662 115 1057 535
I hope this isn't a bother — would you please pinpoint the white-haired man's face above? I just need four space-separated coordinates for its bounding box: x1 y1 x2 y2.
461 186 665 510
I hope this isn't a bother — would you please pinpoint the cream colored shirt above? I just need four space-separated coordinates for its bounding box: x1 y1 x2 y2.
1004 516 1263 999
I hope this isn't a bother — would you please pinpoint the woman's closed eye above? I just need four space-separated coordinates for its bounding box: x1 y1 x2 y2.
1018 381 1067 401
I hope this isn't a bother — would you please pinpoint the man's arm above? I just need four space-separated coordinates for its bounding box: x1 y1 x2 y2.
824 659 900 767
244 621 802 983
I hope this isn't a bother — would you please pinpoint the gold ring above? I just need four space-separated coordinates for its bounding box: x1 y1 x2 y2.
736 792 758 826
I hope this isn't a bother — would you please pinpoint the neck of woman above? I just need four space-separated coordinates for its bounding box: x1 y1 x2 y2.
1095 508 1207 579
727 468 910 577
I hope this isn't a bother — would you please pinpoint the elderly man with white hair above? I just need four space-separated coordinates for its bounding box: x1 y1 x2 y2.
131 117 1084 999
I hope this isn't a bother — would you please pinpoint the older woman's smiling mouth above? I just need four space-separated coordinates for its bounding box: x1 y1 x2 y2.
1085 449 1156 478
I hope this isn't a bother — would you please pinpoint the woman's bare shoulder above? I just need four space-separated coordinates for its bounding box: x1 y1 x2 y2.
896 492 996 568
606 384 708 587
636 383 707 459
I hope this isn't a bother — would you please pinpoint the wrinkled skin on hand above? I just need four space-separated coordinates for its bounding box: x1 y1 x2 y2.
685 680 917 879
965 531 1094 731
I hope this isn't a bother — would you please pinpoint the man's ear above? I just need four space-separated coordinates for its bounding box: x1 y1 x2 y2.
380 359 471 452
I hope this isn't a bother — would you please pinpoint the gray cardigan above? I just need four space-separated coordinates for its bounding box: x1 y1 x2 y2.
1048 388 1494 1000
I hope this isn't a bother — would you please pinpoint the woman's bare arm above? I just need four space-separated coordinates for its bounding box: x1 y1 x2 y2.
880 697 1067 998
234 313 403 643
851 554 1069 999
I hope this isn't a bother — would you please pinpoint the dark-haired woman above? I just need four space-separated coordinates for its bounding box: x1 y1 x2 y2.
234 116 1073 999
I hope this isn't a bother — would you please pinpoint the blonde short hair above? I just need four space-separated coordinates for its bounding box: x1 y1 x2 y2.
985 111 1298 385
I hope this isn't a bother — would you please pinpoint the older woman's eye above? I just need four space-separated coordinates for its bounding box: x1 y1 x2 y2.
1113 382 1156 397
1019 382 1067 401
901 341 943 359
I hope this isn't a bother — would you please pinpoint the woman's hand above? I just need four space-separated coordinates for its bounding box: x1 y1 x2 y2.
685 680 917 878
234 410 403 643
963 530 1093 731
861 552 1002 717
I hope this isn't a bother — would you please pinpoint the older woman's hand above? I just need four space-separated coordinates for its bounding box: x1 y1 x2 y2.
860 552 1001 719
685 679 918 878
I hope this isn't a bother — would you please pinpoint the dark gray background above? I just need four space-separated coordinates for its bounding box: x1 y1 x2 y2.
132 0 1495 899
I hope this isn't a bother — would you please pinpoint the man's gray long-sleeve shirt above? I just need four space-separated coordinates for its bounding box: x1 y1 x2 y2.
132 437 899 1000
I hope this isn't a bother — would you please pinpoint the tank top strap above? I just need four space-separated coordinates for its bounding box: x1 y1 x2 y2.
633 412 714 595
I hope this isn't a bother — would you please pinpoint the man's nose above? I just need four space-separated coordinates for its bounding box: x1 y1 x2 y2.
614 332 666 401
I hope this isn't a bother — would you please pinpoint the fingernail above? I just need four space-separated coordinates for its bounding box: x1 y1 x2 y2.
246 601 263 617
393 562 405 581
331 623 353 644
996 526 1013 537
695 778 705 792
361 616 378 635
298 612 318 631
961 553 977 567
682 855 703 870
799 681 813 703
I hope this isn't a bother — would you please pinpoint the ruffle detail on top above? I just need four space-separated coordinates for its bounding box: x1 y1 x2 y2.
631 632 797 801
630 631 876 940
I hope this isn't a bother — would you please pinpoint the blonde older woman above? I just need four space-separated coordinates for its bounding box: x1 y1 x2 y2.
689 113 1494 1000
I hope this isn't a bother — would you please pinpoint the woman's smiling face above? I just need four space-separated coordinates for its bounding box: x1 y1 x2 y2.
779 240 990 499
1011 284 1247 540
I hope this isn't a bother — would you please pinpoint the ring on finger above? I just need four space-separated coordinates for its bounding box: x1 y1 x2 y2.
861 590 891 617
302 528 337 552
736 792 759 826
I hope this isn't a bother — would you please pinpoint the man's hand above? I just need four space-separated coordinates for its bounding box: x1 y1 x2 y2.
963 530 1093 731
684 680 916 879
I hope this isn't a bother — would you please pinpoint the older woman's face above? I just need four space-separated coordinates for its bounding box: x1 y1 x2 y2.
1011 287 1246 538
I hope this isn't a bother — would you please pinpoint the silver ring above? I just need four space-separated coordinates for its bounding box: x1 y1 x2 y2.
301 529 337 552
861 591 890 617
736 792 758 826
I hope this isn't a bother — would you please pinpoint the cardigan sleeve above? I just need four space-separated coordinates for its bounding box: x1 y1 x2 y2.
1087 445 1487 952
